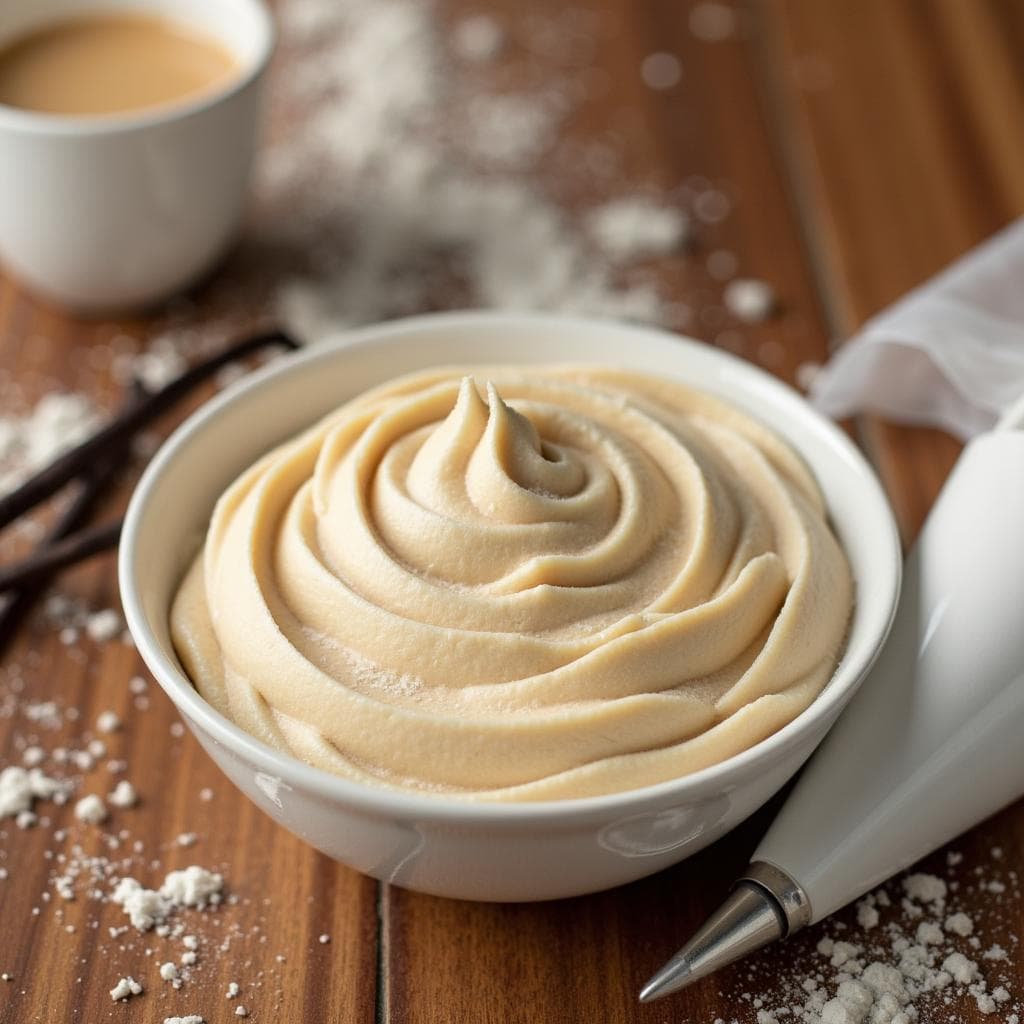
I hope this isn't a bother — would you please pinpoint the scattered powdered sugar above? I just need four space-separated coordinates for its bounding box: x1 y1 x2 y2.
109 976 143 1002
21 745 46 767
0 393 100 494
728 858 1020 1024
160 961 181 984
724 278 776 323
96 710 122 734
265 0 724 342
108 780 138 809
0 765 70 818
903 873 948 906
452 14 504 63
73 793 108 825
463 92 561 169
85 609 123 643
112 866 224 931
585 197 691 261
164 1016 204 1024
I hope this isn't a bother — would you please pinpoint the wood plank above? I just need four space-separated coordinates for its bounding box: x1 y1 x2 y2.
767 0 1024 541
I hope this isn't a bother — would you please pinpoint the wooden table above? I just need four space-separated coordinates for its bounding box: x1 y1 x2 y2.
1 2 1021 1022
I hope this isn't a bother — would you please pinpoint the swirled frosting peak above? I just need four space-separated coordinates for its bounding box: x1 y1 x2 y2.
171 365 853 801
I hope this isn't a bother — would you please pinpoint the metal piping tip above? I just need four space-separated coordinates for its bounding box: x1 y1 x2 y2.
639 862 811 1004
638 881 785 1002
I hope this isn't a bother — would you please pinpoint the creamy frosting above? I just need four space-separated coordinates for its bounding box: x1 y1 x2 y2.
171 365 853 802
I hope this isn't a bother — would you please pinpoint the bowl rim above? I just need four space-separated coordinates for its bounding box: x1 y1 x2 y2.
119 310 903 826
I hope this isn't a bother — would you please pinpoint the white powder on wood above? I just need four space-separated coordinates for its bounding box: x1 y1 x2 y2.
161 866 223 909
942 951 978 985
903 873 947 910
452 14 504 62
73 794 107 825
945 912 974 936
85 609 122 643
267 0 700 343
108 780 137 808
21 746 45 767
23 701 61 726
463 93 560 169
0 393 99 494
96 711 121 733
109 976 143 1001
0 766 69 818
730 865 1019 1024
585 198 690 261
855 898 879 930
724 278 776 322
112 866 223 931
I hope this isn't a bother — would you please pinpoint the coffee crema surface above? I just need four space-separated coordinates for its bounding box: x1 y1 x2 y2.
0 13 237 117
171 366 854 801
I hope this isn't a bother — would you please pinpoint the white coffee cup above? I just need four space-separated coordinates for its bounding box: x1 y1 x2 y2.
0 0 274 314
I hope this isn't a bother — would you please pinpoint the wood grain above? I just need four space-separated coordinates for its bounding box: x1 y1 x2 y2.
1 1 1022 1023
767 0 1024 541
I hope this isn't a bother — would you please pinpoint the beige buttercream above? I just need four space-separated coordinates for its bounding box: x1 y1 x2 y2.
171 365 853 801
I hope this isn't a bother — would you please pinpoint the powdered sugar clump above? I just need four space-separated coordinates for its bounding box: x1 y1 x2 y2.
73 793 108 825
112 866 223 932
724 278 776 323
109 976 143 1002
0 766 69 819
108 780 138 808
586 198 691 261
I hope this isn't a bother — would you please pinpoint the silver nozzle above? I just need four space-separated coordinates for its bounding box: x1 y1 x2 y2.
639 861 811 1003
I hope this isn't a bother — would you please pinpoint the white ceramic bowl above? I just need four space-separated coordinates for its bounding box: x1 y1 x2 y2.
119 312 901 902
0 0 274 313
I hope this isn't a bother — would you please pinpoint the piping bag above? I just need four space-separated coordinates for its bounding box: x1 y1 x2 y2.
640 370 1024 1001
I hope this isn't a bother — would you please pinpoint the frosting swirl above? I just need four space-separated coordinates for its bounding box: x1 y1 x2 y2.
171 365 853 801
